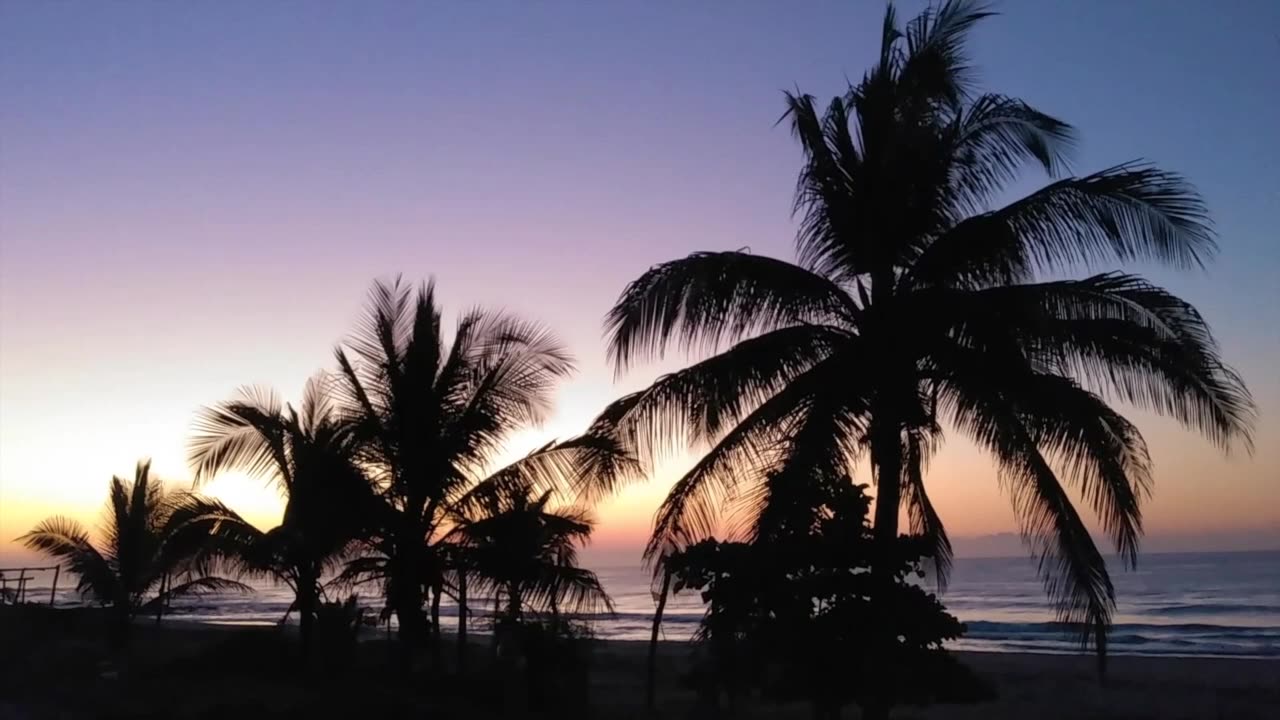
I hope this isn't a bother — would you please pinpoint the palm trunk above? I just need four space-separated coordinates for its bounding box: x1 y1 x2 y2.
549 578 560 624
646 565 673 712
392 552 427 648
430 583 442 638
868 414 904 720
508 584 522 623
429 580 443 667
298 569 318 657
154 573 167 625
491 588 502 656
456 569 468 673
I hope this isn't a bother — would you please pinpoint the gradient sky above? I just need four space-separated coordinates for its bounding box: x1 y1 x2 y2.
2 1 1277 564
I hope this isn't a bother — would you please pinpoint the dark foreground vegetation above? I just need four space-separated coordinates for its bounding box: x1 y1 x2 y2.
3 607 1278 720
10 1 1260 718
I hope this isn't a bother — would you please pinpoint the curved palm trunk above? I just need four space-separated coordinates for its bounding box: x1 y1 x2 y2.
646 565 672 712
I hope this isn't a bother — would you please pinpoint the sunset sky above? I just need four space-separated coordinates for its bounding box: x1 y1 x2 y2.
2 0 1277 565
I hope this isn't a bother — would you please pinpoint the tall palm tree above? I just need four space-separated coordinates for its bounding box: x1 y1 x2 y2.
603 0 1254 683
456 483 613 627
334 277 638 649
18 460 249 636
188 376 377 654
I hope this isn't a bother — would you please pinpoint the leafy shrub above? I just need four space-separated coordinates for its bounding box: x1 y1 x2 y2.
668 481 990 718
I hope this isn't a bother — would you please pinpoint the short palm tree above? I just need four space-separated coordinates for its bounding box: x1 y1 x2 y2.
18 460 249 635
334 277 638 648
188 377 377 654
603 0 1253 678
457 483 612 626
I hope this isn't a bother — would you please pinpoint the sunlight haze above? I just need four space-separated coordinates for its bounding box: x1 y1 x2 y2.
2 0 1277 564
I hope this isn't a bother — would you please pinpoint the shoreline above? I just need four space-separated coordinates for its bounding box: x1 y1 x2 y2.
153 615 1280 662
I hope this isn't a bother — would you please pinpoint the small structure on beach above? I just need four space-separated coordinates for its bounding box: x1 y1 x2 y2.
0 565 60 606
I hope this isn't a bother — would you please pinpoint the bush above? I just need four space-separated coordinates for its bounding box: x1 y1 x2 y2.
668 480 989 718
313 596 366 670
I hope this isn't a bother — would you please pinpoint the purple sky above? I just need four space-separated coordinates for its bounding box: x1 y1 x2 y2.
2 1 1277 557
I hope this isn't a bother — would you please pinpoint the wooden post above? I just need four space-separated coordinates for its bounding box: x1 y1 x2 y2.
457 569 468 673
17 570 28 604
49 566 60 606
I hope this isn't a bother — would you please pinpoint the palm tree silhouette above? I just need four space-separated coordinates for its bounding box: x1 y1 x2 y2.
333 277 638 651
18 460 249 638
603 0 1254 694
457 482 612 628
188 376 378 654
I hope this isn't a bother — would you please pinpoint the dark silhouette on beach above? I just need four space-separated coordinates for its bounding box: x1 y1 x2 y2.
601 1 1253 716
188 376 380 655
18 461 249 641
7 1 1260 718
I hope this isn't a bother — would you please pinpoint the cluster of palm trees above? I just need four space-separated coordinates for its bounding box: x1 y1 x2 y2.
19 1 1253 694
23 279 639 657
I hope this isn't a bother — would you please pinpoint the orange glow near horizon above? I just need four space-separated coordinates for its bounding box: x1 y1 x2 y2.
3 376 1278 565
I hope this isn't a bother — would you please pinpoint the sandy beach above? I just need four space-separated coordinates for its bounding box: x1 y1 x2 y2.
2 609 1276 719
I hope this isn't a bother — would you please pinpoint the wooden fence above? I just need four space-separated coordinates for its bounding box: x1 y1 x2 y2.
0 565 61 605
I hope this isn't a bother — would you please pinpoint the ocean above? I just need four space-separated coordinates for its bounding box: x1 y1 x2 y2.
5 551 1277 659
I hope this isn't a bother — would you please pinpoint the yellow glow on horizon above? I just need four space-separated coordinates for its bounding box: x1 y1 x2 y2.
3 373 1277 560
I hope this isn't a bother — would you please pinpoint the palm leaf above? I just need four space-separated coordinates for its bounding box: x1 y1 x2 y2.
18 517 117 603
605 251 855 371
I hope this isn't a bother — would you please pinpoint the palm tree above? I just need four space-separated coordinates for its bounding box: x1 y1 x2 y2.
602 0 1254 692
333 277 638 650
18 460 249 637
188 376 377 654
457 483 613 628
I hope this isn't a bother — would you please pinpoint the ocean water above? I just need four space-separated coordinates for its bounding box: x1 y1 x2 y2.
6 551 1277 659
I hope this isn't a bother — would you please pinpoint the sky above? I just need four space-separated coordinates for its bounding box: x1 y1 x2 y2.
1 0 1277 566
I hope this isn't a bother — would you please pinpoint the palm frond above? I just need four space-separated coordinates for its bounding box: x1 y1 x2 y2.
347 275 417 384
784 92 866 281
189 386 291 487
897 0 995 107
905 430 953 589
958 274 1255 451
730 380 869 544
147 576 253 609
19 517 117 602
162 493 264 578
942 359 1115 661
605 324 849 466
643 357 855 564
1010 375 1151 569
528 565 615 616
947 92 1075 214
605 251 855 372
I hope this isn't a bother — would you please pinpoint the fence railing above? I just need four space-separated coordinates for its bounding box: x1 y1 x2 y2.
0 566 61 606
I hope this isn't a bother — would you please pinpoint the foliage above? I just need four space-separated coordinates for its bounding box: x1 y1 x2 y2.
311 595 370 671
602 0 1254 677
493 616 598 711
188 375 379 653
330 277 639 647
458 483 613 624
18 460 250 632
668 481 983 717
